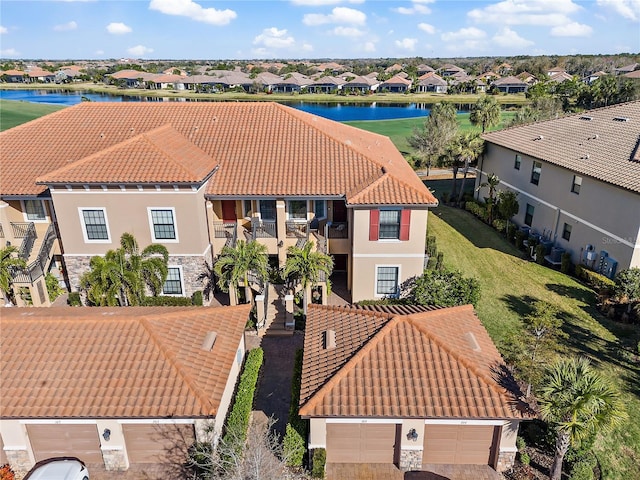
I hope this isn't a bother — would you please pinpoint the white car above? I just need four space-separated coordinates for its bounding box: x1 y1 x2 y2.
25 458 89 480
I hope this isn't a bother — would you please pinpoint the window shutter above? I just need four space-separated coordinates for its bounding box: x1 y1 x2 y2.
369 209 380 241
399 209 411 241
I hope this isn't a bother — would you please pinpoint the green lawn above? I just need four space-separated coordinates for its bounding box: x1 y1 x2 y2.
427 205 640 480
0 100 66 131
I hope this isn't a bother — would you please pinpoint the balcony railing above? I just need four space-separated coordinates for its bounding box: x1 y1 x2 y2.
286 220 310 239
11 223 56 285
251 218 277 239
212 222 237 248
327 222 348 238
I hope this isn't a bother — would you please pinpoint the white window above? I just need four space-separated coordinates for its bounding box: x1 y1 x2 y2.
22 199 47 222
379 210 401 239
376 266 400 296
314 200 326 219
287 200 307 220
163 266 184 295
79 208 111 243
148 208 178 242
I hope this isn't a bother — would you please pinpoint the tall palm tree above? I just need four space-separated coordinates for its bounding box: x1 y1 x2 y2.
119 232 169 303
283 241 333 317
477 173 500 223
538 357 627 480
80 251 124 306
441 132 484 204
470 95 501 133
213 240 268 305
0 245 27 305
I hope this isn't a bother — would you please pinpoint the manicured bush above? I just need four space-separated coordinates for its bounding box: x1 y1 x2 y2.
561 252 572 274
45 273 63 302
575 265 616 294
141 295 194 306
506 223 517 243
435 252 444 271
283 423 305 467
465 201 487 221
222 347 264 451
426 235 437 257
519 452 530 465
311 448 326 478
67 291 82 306
285 348 308 468
515 230 525 250
568 451 597 480
191 290 203 306
535 244 546 265
516 436 526 453
492 219 507 233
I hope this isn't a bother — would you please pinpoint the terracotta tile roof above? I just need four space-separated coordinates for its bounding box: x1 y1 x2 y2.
0 305 250 419
483 101 640 193
299 304 525 419
1 102 436 206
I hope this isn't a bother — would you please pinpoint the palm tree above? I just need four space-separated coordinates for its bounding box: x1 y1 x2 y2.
197 259 217 302
119 232 169 303
213 240 268 305
470 95 501 133
283 241 333 317
0 245 27 305
538 357 627 480
80 252 124 306
477 173 500 223
441 132 484 204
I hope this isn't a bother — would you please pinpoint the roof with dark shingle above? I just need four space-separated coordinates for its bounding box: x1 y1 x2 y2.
299 304 525 420
0 305 249 419
483 101 640 193
1 102 436 206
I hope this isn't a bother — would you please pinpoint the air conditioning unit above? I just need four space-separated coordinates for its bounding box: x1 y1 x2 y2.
601 257 618 279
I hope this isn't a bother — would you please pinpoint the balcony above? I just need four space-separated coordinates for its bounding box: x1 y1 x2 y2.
212 221 237 248
251 218 277 239
11 222 37 260
327 222 348 238
11 223 57 286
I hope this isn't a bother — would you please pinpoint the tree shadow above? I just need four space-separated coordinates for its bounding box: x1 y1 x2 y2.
501 293 538 318
545 282 596 307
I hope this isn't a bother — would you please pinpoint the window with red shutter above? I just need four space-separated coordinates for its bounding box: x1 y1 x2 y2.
399 209 411 241
369 209 380 241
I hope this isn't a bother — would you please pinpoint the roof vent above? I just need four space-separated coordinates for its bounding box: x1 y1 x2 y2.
201 331 217 351
613 116 629 122
579 115 593 121
323 330 336 350
534 135 544 141
581 153 590 160
589 134 599 140
465 332 481 352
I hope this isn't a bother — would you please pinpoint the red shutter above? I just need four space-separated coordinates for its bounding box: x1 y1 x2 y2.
399 209 411 241
369 209 380 241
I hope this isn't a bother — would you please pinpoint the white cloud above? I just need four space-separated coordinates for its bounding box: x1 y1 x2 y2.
393 0 434 15
0 48 19 56
0 26 7 34
550 22 593 36
492 27 534 47
253 27 296 49
127 45 154 56
53 21 77 31
291 0 364 5
418 22 435 34
395 38 418 50
149 0 237 26
441 26 487 42
597 0 640 20
95 49 105 55
106 22 132 34
331 26 365 36
362 41 376 52
301 43 314 52
303 7 366 26
468 0 582 26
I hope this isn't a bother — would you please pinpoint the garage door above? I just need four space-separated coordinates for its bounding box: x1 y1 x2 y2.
326 423 397 463
27 424 102 464
123 424 195 464
423 425 496 465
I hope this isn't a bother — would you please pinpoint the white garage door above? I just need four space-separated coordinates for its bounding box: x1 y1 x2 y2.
27 424 102 464
423 424 496 465
326 423 397 463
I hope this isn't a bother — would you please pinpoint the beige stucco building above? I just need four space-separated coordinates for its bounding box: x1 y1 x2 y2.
1 102 437 306
477 101 640 276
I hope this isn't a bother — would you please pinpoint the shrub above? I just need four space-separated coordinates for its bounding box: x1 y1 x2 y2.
435 252 444 271
67 291 82 306
45 273 63 302
516 436 526 453
191 290 203 306
426 235 437 256
515 230 525 250
441 191 450 204
465 201 487 221
283 423 305 467
519 452 531 465
561 252 572 274
535 244 546 265
222 348 264 452
311 448 326 478
575 265 616 294
141 295 193 306
492 219 507 233
506 223 517 243
568 451 597 480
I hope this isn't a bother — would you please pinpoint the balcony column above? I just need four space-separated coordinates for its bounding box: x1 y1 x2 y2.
276 200 287 266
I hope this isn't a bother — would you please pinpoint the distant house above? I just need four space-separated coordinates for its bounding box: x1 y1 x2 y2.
517 71 537 85
416 72 447 93
147 73 187 90
379 74 412 93
26 68 56 83
623 70 640 80
342 75 379 93
585 71 608 84
416 64 435 76
0 305 250 476
271 72 312 93
438 64 466 77
0 69 27 83
615 63 638 75
300 304 526 473
548 71 573 83
384 63 403 74
478 101 640 274
547 66 567 77
491 76 528 93
307 75 345 93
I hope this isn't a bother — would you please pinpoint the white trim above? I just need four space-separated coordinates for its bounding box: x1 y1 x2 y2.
101 446 125 451
2 445 28 450
478 171 639 249
21 199 48 223
423 419 506 426
147 207 179 244
325 418 399 424
308 443 327 449
163 265 185 296
374 264 401 298
117 419 196 425
400 445 424 451
287 199 308 221
49 183 207 193
353 253 425 258
500 446 519 453
78 207 112 244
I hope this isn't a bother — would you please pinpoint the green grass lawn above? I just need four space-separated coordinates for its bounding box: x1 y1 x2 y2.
0 100 66 131
427 205 640 480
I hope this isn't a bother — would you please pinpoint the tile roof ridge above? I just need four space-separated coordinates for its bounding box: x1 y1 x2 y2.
139 310 216 414
348 171 438 205
345 171 386 201
300 312 400 414
405 305 513 398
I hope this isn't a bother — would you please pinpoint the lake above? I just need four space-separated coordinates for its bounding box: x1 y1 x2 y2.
0 89 437 121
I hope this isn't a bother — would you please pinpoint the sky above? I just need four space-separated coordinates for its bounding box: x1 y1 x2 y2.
0 0 639 60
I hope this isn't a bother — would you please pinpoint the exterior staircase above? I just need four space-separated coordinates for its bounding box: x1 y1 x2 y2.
260 283 294 337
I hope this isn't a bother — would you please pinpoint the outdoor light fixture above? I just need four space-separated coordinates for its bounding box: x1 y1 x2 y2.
102 428 111 441
277 241 284 248
407 428 418 441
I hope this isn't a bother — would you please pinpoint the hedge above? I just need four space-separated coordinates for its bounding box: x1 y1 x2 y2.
141 296 194 306
311 448 326 478
222 347 264 452
575 265 615 293
283 349 306 467
67 291 82 306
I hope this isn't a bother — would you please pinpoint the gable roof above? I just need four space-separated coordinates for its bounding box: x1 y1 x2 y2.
299 304 524 419
0 305 250 419
483 101 640 194
492 75 527 86
1 102 436 206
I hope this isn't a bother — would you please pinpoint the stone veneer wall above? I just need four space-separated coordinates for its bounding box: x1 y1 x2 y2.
101 448 128 471
5 449 31 479
496 450 517 472
399 449 423 471
63 255 92 293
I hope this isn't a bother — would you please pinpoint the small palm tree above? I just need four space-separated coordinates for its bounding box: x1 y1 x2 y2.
0 245 27 305
80 252 124 306
214 240 268 305
477 173 500 223
283 241 333 317
197 260 217 302
538 357 627 480
119 232 169 302
470 95 501 133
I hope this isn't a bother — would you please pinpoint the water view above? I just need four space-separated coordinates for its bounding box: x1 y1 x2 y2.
0 89 435 121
